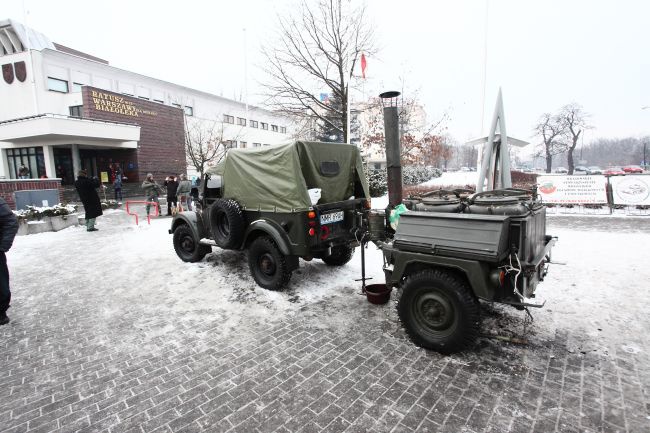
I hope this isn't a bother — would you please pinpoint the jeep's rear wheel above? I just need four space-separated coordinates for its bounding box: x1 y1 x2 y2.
210 199 245 249
248 236 292 290
173 224 211 262
397 269 479 354
321 245 355 266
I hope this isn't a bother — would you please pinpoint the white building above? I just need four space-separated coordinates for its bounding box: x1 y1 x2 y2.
0 18 293 187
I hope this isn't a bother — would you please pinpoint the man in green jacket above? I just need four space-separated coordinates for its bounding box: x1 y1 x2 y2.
142 173 162 215
176 174 193 211
0 198 18 325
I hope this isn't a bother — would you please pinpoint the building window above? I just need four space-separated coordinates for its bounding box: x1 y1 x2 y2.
253 142 261 147
72 82 85 93
374 163 381 170
172 103 182 109
153 99 164 104
271 125 278 132
224 115 235 124
184 106 194 116
47 77 68 93
261 122 268 130
237 117 246 126
280 126 287 134
7 147 45 179
138 96 150 100
239 141 247 148
69 106 83 118
250 120 258 128
224 140 237 149
122 93 134 97
263 143 270 146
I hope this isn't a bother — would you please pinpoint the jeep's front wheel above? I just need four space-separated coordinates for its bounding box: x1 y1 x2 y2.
173 224 211 262
321 245 355 266
248 236 292 290
397 269 479 354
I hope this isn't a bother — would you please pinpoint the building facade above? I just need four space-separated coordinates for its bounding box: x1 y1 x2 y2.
0 19 292 201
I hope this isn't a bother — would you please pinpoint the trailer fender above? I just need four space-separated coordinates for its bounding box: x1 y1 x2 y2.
390 253 494 301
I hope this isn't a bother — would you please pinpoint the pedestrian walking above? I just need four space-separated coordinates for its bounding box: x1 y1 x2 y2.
74 170 103 232
176 174 192 212
0 198 18 325
142 173 162 216
113 174 123 202
18 164 29 179
164 175 179 216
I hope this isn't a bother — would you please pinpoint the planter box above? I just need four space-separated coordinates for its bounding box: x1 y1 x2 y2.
51 214 79 231
17 214 79 236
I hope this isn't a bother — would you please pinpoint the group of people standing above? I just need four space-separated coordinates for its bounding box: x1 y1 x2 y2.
142 173 193 216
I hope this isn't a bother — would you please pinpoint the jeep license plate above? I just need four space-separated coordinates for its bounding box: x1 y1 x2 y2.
320 211 344 225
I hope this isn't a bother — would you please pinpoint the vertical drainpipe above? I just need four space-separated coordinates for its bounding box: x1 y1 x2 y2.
379 91 402 208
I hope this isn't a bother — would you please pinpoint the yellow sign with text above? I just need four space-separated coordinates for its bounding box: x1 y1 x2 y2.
100 172 109 183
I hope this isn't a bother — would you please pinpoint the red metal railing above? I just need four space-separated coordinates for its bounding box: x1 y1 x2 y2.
125 200 160 225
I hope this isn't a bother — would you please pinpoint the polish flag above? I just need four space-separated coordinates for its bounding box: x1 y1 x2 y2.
361 53 367 79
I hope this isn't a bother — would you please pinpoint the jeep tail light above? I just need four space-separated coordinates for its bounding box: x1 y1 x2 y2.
308 211 316 219
320 224 330 240
308 227 316 236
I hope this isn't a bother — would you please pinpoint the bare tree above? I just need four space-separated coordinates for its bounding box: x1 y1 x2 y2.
359 94 448 165
261 0 375 143
185 119 233 176
558 103 591 174
533 113 566 173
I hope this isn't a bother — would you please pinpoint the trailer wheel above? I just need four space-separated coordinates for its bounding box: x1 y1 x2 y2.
173 224 211 262
397 269 479 354
321 245 354 266
248 236 292 290
210 199 245 249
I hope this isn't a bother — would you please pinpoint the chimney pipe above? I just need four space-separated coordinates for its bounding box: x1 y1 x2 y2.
380 91 402 208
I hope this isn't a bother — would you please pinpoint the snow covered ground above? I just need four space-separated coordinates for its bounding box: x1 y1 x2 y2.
8 205 650 356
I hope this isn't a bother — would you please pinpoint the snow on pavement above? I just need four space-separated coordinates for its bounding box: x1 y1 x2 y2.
7 205 650 359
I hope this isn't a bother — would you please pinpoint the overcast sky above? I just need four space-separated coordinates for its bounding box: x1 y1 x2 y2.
5 0 649 147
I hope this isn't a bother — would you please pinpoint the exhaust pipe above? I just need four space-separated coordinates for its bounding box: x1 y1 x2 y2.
380 91 403 208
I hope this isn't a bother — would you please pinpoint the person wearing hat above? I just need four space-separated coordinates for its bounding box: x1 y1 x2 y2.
74 169 103 232
141 173 162 216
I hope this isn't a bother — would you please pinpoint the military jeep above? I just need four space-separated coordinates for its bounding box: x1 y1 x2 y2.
170 141 370 290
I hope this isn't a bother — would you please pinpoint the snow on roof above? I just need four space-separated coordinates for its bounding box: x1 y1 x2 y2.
0 18 54 54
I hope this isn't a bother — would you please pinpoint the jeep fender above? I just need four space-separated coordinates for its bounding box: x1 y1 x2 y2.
243 220 293 256
169 211 208 243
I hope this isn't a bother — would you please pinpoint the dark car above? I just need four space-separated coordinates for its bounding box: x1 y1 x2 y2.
623 165 644 174
587 166 603 175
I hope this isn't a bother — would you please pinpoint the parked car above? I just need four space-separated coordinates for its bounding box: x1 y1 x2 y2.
623 165 644 174
586 166 603 175
554 167 568 174
574 166 589 174
603 166 626 176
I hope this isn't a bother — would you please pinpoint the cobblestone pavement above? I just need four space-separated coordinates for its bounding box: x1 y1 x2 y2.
1 217 649 433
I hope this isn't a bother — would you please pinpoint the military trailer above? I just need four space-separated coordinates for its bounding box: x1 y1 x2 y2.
170 141 370 290
368 90 556 354
374 188 555 353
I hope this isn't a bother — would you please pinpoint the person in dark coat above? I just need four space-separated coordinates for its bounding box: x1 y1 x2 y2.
74 169 103 232
163 175 179 216
0 198 18 325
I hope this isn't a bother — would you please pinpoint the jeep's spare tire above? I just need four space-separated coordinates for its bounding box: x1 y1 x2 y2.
210 199 245 249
